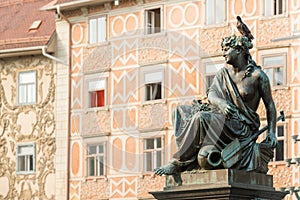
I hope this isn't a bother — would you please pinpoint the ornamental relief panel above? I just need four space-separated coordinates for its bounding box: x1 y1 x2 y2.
138 34 168 65
0 56 56 200
199 27 232 55
139 103 168 130
81 110 111 136
83 44 112 73
257 18 290 46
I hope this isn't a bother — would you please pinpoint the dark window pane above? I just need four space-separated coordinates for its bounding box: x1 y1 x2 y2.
274 67 283 86
18 156 25 171
277 126 284 137
145 83 161 101
88 157 95 176
156 138 162 148
29 155 33 171
278 0 283 14
146 139 154 149
98 145 104 153
88 146 97 154
275 140 284 161
153 8 161 33
154 83 162 100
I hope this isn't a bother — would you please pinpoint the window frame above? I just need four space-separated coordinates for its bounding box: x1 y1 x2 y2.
141 64 165 103
88 15 107 44
86 142 107 177
84 73 109 110
261 53 287 88
143 136 164 173
18 70 37 105
16 143 36 174
262 0 286 17
205 0 227 26
272 123 287 162
144 6 162 35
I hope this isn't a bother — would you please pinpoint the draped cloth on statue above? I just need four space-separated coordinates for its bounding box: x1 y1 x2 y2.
172 67 273 173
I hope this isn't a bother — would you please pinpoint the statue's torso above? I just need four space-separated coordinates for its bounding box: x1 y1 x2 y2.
228 68 261 111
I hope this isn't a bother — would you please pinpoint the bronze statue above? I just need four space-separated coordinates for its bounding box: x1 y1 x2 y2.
154 33 278 176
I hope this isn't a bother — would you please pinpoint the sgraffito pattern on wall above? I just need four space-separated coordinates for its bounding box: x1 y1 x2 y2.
0 56 56 200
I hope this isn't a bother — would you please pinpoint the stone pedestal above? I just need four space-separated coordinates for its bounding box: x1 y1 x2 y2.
150 169 288 200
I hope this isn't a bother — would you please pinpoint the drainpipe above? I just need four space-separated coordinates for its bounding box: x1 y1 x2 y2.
56 5 72 200
42 46 67 65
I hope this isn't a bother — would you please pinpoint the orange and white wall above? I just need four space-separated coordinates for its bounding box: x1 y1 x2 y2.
55 0 300 199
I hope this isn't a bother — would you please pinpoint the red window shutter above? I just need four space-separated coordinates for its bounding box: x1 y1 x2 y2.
97 90 105 107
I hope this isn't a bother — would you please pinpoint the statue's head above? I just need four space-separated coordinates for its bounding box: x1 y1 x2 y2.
221 35 252 57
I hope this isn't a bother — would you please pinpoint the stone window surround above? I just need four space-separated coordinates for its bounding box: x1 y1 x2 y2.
83 136 108 179
84 72 109 111
18 70 37 105
260 49 288 89
140 64 166 105
16 142 36 174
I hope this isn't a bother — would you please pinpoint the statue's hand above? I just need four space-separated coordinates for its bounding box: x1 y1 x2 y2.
265 132 278 148
219 101 237 118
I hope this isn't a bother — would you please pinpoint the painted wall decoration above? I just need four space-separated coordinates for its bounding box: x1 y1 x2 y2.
65 0 300 199
0 56 56 199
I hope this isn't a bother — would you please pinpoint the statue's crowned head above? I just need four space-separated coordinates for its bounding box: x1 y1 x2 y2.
221 35 253 56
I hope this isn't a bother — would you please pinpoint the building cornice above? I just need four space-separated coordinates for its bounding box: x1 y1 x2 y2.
42 0 114 11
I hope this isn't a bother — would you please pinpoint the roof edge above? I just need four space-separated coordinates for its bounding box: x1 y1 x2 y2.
42 0 114 11
0 46 45 58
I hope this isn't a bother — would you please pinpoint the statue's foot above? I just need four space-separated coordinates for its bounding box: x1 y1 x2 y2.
154 163 179 176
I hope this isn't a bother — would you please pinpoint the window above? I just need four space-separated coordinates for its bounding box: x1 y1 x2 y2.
88 79 106 108
143 137 163 172
264 0 284 16
262 54 286 87
18 71 37 105
206 0 226 25
145 8 161 34
87 143 105 176
274 125 285 161
16 143 35 173
89 16 106 44
143 70 164 101
203 62 224 91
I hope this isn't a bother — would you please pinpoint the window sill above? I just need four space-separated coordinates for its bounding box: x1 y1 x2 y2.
85 106 109 113
259 13 288 21
141 99 166 106
16 171 36 175
268 160 286 168
202 22 228 30
83 176 108 182
18 102 37 106
271 85 289 91
86 41 110 49
142 31 166 38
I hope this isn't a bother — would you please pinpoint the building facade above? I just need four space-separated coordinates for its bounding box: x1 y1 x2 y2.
0 0 57 199
50 0 300 199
